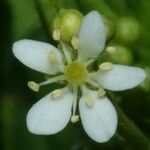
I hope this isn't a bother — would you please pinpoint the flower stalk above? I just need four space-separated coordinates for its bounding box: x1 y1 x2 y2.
117 106 150 150
109 93 150 149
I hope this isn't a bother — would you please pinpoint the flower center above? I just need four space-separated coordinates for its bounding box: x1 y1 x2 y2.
64 60 88 85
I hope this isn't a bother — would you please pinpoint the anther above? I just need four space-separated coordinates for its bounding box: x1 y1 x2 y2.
106 46 117 54
71 36 79 50
71 115 79 123
53 29 60 41
97 88 106 97
49 51 57 63
51 89 63 99
27 81 39 92
99 62 113 71
85 96 94 108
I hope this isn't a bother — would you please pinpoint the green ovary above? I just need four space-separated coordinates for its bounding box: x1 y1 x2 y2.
64 61 88 85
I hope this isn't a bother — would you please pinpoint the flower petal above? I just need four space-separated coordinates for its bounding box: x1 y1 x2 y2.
94 65 146 91
78 11 106 61
26 88 73 135
13 39 63 74
79 88 117 143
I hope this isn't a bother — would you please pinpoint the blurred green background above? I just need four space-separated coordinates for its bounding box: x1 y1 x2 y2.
1 0 150 150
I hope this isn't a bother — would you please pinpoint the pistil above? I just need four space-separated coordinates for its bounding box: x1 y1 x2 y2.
64 61 88 85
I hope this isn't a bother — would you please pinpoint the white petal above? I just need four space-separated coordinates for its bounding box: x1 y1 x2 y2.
13 39 63 74
26 88 73 135
79 88 117 143
94 65 146 91
78 11 106 61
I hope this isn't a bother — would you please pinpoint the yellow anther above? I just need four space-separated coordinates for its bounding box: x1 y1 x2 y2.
27 81 39 92
51 89 62 99
52 29 60 41
106 46 117 54
71 36 79 49
49 51 57 63
97 88 106 97
85 96 94 108
99 62 113 71
71 115 79 123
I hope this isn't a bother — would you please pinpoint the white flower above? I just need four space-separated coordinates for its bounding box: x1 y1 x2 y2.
12 11 146 143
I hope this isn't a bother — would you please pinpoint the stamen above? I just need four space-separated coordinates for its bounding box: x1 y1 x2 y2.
106 46 117 54
72 85 78 116
81 85 95 108
51 89 63 99
97 88 106 97
39 75 64 86
99 62 113 71
53 29 60 41
88 72 96 78
83 59 94 67
85 96 94 108
49 51 57 63
71 36 79 50
60 42 72 63
27 81 39 92
85 77 99 88
71 115 79 123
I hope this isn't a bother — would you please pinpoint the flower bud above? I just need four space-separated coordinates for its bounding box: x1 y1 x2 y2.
102 15 116 43
116 17 140 44
51 9 83 43
107 45 133 65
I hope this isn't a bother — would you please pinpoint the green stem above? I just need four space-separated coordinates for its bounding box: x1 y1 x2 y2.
115 104 150 150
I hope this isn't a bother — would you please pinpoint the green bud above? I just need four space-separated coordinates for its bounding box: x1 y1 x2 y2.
102 15 116 43
51 9 83 43
116 17 140 44
107 45 133 65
